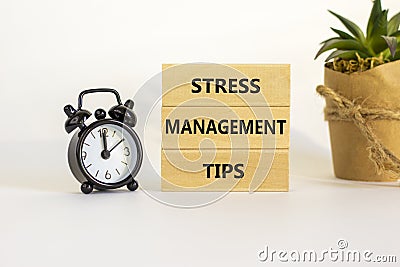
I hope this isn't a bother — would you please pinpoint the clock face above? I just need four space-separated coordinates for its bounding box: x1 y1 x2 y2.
79 122 140 184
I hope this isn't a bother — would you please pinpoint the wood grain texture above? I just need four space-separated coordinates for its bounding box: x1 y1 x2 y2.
161 64 290 192
162 106 290 149
161 149 288 192
162 64 290 107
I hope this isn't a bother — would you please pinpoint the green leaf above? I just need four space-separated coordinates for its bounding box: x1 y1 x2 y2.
320 37 341 45
382 36 398 58
369 9 388 54
383 45 400 60
394 50 400 60
388 12 400 35
367 0 382 39
331 27 354 39
325 50 369 62
329 10 366 42
392 31 400 37
315 39 367 59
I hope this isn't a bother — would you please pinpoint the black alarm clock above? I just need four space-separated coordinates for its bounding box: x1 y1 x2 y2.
64 88 143 194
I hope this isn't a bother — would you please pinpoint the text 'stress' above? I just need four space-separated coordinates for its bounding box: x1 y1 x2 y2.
161 64 290 191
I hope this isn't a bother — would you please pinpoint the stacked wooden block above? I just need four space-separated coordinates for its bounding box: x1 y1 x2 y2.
161 64 290 191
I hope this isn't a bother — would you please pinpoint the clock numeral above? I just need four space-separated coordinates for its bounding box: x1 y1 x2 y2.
82 151 87 160
105 170 111 179
124 147 130 157
98 128 109 138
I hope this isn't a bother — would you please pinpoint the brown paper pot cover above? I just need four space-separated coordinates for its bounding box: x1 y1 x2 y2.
324 60 400 182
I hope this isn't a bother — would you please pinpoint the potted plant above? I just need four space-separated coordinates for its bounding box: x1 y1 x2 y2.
315 0 400 182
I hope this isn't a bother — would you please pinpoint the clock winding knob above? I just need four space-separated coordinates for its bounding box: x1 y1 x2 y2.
95 108 107 120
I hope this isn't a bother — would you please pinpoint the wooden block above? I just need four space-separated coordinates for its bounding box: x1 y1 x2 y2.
161 63 290 192
161 149 288 192
162 64 290 107
162 106 290 149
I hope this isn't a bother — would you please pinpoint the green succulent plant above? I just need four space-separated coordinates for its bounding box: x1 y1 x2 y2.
315 0 400 62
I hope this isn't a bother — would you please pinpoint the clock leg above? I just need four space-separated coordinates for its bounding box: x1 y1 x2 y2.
81 182 94 194
127 180 139 191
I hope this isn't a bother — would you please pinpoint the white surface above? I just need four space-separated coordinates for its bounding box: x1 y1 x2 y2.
1 138 400 267
1 0 400 266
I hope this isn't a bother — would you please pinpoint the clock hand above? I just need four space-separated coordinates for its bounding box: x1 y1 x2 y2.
109 139 125 153
100 129 111 160
102 129 108 151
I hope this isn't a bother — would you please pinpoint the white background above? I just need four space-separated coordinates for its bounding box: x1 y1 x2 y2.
1 0 400 266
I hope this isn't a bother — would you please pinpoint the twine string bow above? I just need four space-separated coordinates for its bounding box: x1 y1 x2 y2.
316 85 400 178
